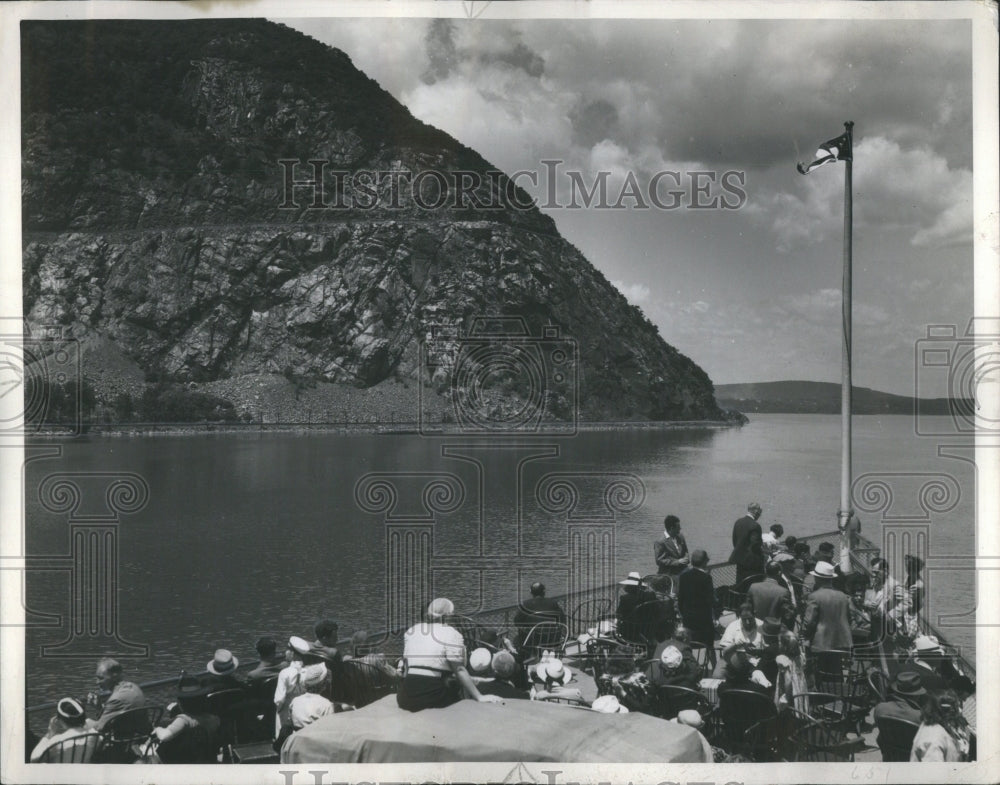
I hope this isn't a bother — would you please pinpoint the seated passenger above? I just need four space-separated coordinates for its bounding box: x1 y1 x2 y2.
29 698 98 763
529 658 584 704
476 651 529 700
202 648 247 693
648 644 701 690
246 637 287 686
911 690 971 762
712 603 764 678
616 571 658 642
289 663 336 730
718 650 771 697
397 597 503 711
152 679 221 764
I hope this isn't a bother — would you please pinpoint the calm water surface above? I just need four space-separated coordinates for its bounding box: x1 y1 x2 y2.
24 415 976 706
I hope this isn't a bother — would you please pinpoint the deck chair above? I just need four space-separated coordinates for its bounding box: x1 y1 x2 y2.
717 688 778 759
338 658 398 708
569 597 613 637
95 705 163 763
788 709 863 762
875 716 920 762
36 732 104 763
651 684 712 720
521 621 569 662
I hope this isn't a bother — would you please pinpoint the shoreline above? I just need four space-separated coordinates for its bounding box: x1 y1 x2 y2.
25 418 747 439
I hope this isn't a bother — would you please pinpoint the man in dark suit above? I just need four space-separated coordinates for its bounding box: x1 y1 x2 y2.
730 502 765 587
677 550 717 658
654 514 690 579
748 561 792 621
873 672 925 725
802 562 852 652
513 582 566 630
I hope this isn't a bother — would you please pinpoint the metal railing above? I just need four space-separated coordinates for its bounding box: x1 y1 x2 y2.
25 530 974 735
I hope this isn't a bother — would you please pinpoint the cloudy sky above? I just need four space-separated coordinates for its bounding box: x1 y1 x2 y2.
281 15 974 397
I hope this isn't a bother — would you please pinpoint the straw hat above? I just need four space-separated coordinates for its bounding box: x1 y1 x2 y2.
591 694 629 714
289 636 312 656
619 571 643 586
57 697 86 723
913 635 944 655
206 648 239 675
810 561 836 578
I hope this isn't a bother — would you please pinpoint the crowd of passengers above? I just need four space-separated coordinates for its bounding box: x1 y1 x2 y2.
28 501 974 764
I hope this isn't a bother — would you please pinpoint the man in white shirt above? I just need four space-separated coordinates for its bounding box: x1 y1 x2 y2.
712 602 764 678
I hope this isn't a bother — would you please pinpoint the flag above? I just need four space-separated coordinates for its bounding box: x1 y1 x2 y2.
797 131 852 174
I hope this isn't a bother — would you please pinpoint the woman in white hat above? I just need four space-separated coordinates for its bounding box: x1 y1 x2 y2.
29 697 98 762
397 598 504 711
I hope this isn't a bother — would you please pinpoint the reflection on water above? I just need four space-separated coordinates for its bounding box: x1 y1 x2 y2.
24 416 975 706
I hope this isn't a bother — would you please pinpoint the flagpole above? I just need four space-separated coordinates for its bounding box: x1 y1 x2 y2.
839 121 854 575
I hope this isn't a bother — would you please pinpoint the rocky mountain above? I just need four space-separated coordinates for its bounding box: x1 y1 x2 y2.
21 19 729 425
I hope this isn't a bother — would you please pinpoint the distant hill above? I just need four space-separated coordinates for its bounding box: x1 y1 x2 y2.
716 380 965 415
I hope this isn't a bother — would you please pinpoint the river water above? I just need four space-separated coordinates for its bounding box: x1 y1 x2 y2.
23 414 976 707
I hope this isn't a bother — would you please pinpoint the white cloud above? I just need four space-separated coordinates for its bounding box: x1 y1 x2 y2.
753 136 972 251
611 280 651 304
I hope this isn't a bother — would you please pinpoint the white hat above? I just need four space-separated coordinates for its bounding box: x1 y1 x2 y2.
427 597 455 620
591 694 629 714
660 645 683 670
206 648 239 675
619 571 643 586
673 709 703 728
543 658 573 685
469 647 492 673
300 662 328 688
288 636 312 656
913 635 944 654
810 561 837 578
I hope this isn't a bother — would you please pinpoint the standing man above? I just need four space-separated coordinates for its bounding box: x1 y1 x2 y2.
654 515 690 581
730 501 765 588
801 562 852 653
748 560 793 622
677 550 717 665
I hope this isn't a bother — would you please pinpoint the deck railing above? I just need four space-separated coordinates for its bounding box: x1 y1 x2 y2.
24 529 974 736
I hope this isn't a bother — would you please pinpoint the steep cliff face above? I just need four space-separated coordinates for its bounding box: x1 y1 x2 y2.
22 19 725 423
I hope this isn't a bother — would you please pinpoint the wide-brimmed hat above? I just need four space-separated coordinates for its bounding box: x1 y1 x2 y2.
57 697 86 722
206 648 239 675
469 647 492 673
762 617 783 638
770 552 795 565
532 658 572 686
288 636 312 656
660 645 683 670
491 650 516 679
810 561 836 578
619 571 643 586
591 694 629 714
913 635 944 654
891 671 926 697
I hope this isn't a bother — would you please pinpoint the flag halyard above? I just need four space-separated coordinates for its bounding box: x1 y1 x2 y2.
796 131 852 174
